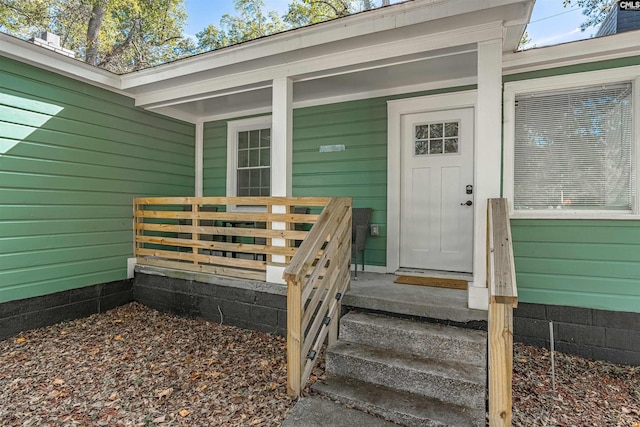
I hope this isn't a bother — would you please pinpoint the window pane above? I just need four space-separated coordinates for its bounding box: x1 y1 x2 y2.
445 138 458 153
238 149 248 168
415 125 428 139
260 148 270 166
415 140 428 155
238 131 248 149
260 129 270 147
249 130 260 148
514 83 633 211
429 140 443 154
445 122 459 137
238 169 250 188
249 148 259 167
261 168 270 188
430 123 443 138
250 169 261 187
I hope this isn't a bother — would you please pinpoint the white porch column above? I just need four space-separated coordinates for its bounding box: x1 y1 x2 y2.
470 38 502 310
195 120 204 197
267 77 293 284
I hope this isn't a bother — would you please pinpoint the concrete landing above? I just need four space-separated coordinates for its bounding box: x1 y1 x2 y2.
343 273 487 324
282 396 397 427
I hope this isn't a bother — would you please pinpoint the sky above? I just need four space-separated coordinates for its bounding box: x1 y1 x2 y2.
183 0 601 49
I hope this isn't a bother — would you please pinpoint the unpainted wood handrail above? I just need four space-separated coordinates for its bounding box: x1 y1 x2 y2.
487 198 518 427
284 197 352 397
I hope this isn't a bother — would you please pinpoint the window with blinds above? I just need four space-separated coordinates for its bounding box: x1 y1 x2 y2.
514 82 633 211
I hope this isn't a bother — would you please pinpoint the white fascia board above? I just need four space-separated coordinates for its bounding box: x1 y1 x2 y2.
146 106 200 124
0 32 123 93
198 76 477 123
134 22 502 108
144 82 273 111
121 0 528 89
503 30 640 75
199 106 273 124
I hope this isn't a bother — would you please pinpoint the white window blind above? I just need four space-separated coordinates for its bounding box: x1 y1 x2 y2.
514 82 633 211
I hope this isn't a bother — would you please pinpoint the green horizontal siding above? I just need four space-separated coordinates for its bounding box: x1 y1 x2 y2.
203 86 475 268
292 100 388 266
202 121 227 197
506 57 640 313
512 219 640 313
0 56 195 303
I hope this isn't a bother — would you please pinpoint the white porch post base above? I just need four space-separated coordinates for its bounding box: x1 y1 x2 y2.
468 285 489 310
127 257 137 279
267 265 287 285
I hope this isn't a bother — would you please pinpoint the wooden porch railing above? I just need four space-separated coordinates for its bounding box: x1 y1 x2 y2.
487 198 518 427
283 197 352 397
133 197 330 281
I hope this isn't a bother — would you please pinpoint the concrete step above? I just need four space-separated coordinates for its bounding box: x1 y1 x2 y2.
281 395 397 427
312 375 485 427
326 341 486 409
343 275 487 324
340 311 487 366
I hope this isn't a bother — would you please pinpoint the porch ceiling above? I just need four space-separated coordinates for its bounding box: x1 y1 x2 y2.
130 0 534 123
150 48 479 121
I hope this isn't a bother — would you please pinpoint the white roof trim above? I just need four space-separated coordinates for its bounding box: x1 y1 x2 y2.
503 30 640 75
134 22 502 109
0 32 123 93
120 0 530 89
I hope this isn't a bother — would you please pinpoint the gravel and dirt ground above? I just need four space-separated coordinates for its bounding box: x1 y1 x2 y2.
1 302 638 426
513 342 640 426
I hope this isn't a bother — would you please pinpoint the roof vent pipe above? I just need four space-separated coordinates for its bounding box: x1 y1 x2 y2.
31 32 75 58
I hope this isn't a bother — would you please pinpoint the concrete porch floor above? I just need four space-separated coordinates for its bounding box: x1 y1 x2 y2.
343 272 487 324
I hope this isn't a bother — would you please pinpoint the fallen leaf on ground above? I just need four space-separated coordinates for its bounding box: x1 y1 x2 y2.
157 388 173 398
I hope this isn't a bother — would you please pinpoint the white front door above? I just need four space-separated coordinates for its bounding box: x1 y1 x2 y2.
400 108 474 272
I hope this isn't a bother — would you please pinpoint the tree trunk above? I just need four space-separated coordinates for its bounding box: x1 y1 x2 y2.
86 1 105 66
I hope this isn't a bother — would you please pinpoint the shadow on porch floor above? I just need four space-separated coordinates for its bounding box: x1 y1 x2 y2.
344 272 487 325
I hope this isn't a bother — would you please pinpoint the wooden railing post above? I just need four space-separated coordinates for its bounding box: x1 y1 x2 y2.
286 278 302 397
487 198 518 427
489 300 514 426
329 301 340 346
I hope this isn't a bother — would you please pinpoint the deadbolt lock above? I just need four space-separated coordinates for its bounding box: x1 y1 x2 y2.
466 185 473 194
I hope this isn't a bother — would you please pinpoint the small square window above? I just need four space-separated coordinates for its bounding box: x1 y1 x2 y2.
414 121 459 156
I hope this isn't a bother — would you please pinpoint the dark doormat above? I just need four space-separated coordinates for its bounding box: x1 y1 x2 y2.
394 275 468 290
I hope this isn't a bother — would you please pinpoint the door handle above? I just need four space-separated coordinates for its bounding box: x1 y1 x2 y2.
461 200 473 206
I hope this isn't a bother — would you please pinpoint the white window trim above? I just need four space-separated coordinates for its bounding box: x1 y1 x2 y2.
503 66 640 220
226 115 272 211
